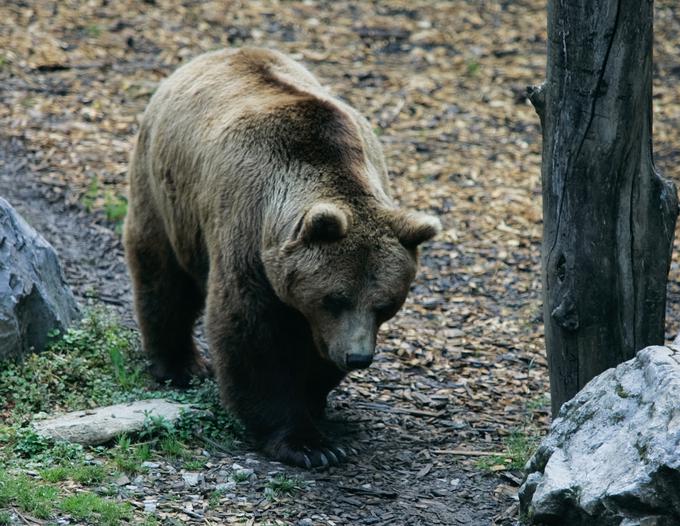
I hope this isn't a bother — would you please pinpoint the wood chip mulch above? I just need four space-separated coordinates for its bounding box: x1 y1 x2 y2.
1 1 679 524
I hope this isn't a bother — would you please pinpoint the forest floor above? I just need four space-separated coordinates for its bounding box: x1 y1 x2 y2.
0 1 679 525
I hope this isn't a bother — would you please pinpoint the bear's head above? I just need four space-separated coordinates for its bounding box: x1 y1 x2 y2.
264 201 441 372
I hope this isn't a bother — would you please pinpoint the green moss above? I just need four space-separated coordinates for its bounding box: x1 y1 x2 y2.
615 383 630 398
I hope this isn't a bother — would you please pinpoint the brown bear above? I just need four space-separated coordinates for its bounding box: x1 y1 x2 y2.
123 47 440 468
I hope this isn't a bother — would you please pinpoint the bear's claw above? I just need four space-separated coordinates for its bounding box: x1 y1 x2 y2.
265 437 348 469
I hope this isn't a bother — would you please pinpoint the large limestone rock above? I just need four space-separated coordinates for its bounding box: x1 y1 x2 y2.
519 345 680 526
0 197 78 359
34 399 204 445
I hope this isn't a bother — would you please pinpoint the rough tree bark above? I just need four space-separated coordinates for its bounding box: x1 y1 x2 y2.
528 0 679 416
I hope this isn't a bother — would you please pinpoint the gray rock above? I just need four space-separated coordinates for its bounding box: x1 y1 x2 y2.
182 471 203 487
519 346 680 526
33 399 202 445
0 197 78 359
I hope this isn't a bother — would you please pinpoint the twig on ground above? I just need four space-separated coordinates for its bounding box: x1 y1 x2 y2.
339 485 398 499
432 449 502 457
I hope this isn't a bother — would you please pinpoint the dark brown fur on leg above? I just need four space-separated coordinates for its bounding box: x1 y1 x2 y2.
305 355 344 420
125 228 209 387
206 277 346 468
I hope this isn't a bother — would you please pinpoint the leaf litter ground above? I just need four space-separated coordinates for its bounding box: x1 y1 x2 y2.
0 1 679 525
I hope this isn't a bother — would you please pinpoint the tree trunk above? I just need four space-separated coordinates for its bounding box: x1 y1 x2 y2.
529 0 679 417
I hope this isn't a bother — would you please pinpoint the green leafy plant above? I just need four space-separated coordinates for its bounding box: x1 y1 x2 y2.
103 191 128 233
85 24 102 38
12 428 52 458
140 414 175 441
466 59 481 76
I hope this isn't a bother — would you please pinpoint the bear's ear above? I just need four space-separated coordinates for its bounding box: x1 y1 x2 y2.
296 202 352 244
390 211 442 249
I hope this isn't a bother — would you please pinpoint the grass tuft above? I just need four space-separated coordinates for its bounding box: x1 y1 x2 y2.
476 429 541 472
264 474 303 500
60 492 131 525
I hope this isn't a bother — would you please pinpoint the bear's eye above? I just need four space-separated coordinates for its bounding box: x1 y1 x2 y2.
322 294 353 316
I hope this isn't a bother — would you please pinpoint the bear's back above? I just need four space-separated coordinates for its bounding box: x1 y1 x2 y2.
145 47 354 155
139 48 388 200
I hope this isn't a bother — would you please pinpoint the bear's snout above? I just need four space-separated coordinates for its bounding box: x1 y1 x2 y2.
345 353 373 370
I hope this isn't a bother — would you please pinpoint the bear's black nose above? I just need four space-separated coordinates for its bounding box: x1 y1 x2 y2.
346 353 373 370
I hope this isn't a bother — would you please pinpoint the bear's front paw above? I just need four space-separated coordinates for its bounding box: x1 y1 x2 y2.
264 433 348 469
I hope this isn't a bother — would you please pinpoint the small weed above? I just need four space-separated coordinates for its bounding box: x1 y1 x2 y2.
72 464 108 485
108 344 139 389
264 474 303 500
41 462 107 485
12 428 52 458
48 441 85 464
207 489 223 508
40 465 69 482
0 511 11 525
526 394 550 414
231 470 251 483
172 380 244 449
112 453 139 474
135 443 151 462
476 429 540 472
81 177 100 212
80 177 127 232
103 191 128 232
115 434 132 452
159 436 186 458
140 414 175 441
20 96 35 108
85 24 102 38
112 442 150 474
466 59 480 76
183 459 205 470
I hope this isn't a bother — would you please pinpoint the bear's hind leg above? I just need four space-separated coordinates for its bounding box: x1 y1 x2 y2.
124 224 209 387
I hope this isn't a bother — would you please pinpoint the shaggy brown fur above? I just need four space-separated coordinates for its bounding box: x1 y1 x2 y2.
124 47 440 468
